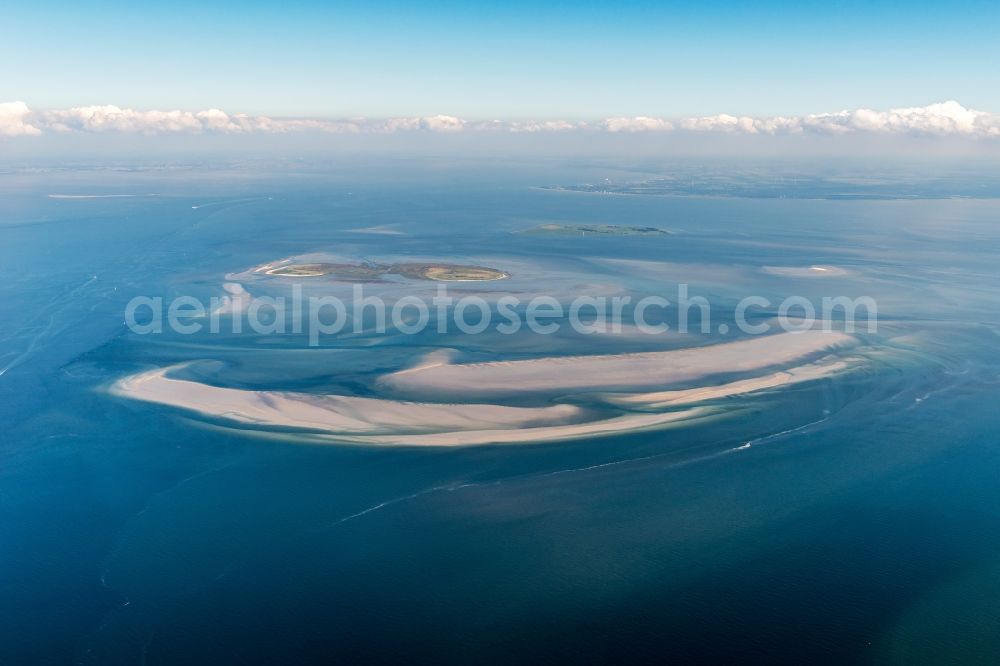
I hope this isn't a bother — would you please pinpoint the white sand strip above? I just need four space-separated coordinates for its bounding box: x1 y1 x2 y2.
594 358 849 409
111 365 584 435
331 408 712 446
762 265 851 277
110 366 715 446
380 330 854 398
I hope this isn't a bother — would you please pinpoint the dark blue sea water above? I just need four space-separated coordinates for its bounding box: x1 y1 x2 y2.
3 157 1000 664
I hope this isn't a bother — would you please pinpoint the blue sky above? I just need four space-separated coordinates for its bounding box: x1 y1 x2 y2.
4 1 1000 119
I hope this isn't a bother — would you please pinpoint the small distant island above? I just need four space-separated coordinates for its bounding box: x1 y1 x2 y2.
519 223 671 236
263 261 508 282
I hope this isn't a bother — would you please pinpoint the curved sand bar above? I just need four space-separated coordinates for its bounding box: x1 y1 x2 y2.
112 366 584 435
327 409 711 446
110 331 858 447
381 330 854 399
111 366 714 446
594 357 849 409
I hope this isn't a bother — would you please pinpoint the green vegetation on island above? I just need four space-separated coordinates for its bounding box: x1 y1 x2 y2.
519 223 671 236
264 261 508 282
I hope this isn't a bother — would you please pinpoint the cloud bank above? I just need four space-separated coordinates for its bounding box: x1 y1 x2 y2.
3 101 999 138
0 101 43 137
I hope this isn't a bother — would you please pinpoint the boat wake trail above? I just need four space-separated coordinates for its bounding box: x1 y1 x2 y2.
315 435 784 531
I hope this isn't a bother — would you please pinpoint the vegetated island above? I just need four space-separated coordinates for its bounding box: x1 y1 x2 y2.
519 223 672 236
263 261 508 282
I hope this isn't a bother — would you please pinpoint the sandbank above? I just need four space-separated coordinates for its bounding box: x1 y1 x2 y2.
381 330 854 398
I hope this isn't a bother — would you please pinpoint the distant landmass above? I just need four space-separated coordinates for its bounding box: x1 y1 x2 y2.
263 261 508 282
542 171 1000 200
519 223 672 236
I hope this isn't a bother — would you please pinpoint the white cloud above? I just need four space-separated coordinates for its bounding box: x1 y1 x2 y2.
41 105 206 133
370 115 466 132
681 114 748 133
505 119 583 133
601 116 673 132
3 100 1000 138
377 117 423 132
35 104 364 135
0 101 42 136
680 114 802 134
420 114 465 132
800 101 1000 136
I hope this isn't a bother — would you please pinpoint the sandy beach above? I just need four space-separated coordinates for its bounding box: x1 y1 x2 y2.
380 330 854 399
595 357 850 409
110 365 716 446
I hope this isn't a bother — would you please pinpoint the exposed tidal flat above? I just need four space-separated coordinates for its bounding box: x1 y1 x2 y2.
6 161 1000 663
110 330 859 446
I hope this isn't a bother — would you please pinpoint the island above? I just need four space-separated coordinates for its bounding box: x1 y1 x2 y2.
263 261 508 282
519 223 671 236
